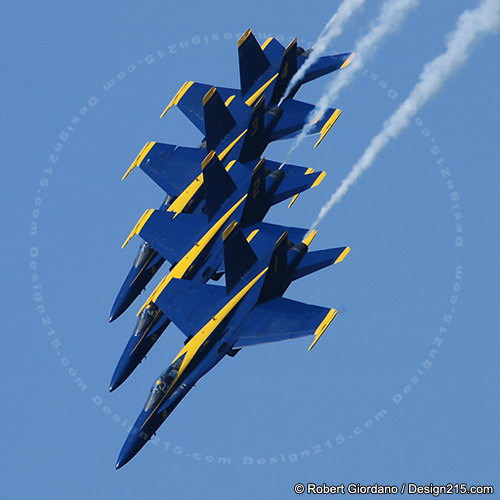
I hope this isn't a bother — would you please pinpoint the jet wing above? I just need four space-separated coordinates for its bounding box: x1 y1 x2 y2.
233 297 338 351
154 279 227 338
161 81 241 134
123 142 206 196
126 210 208 265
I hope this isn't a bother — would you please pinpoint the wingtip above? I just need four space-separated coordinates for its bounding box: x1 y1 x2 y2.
314 109 342 148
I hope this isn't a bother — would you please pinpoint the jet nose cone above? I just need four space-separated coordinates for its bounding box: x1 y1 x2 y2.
115 455 128 470
108 304 123 323
109 368 127 393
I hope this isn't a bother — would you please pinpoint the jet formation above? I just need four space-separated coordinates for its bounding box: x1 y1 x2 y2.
109 29 352 469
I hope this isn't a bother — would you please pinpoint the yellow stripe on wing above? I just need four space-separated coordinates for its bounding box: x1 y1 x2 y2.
138 194 248 314
160 81 194 118
142 265 268 428
245 73 278 106
122 141 156 180
314 109 342 148
308 309 338 351
122 209 155 248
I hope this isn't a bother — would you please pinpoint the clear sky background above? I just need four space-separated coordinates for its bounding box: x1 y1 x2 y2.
2 1 499 499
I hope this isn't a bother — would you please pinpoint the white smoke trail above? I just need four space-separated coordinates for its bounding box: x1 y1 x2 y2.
280 0 366 103
283 0 420 166
313 0 500 228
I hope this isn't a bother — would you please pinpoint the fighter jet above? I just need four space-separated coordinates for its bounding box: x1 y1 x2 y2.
161 29 353 148
115 224 349 468
109 153 326 391
109 77 342 322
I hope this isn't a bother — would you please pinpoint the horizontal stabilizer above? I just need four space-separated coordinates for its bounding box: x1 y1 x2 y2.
292 247 350 281
234 297 337 350
203 87 237 151
123 142 206 197
202 151 237 220
269 99 342 143
238 29 271 96
161 81 239 134
299 52 353 85
154 279 227 338
248 222 309 255
222 221 258 293
270 164 326 205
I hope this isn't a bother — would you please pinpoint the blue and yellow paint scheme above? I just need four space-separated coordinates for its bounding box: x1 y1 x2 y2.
110 30 350 322
116 226 349 468
109 154 326 391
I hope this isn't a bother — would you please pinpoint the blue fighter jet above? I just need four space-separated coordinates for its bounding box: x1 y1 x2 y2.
109 29 351 322
115 224 349 468
109 153 326 391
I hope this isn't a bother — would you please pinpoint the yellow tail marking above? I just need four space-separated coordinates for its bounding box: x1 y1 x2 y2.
224 95 236 106
202 87 217 106
308 309 338 351
218 129 247 161
168 157 237 216
340 53 355 69
334 246 351 264
201 150 217 169
160 81 194 118
314 109 342 148
245 73 278 107
138 195 248 314
167 173 204 214
142 266 268 428
260 37 274 50
222 220 239 241
122 209 155 249
288 193 300 208
238 29 253 48
302 229 318 247
246 229 259 243
122 141 156 180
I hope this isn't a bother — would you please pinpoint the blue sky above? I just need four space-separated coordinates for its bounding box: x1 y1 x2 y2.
2 1 499 498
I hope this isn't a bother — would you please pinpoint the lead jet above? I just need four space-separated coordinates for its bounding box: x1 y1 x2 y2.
109 83 339 322
109 152 325 391
115 224 349 468
161 29 353 148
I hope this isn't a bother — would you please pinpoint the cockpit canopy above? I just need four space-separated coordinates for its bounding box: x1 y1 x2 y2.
133 241 155 269
133 303 160 336
143 354 186 411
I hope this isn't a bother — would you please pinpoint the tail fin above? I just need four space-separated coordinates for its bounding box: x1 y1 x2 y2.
292 247 350 281
269 38 298 106
258 232 289 303
222 221 258 293
239 157 267 227
201 151 237 220
238 29 271 96
203 87 236 150
238 96 266 163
